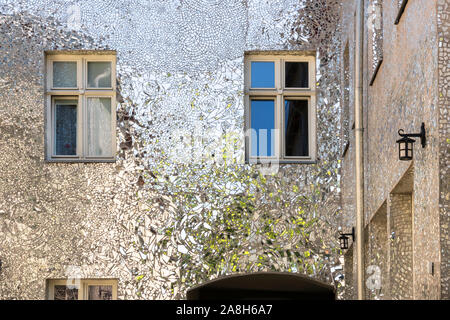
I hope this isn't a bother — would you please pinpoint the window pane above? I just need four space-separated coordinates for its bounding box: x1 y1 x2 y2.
88 62 112 88
251 100 275 157
53 62 77 88
251 61 275 88
87 97 112 157
54 285 78 300
54 100 77 155
285 62 309 88
88 285 113 300
285 100 308 156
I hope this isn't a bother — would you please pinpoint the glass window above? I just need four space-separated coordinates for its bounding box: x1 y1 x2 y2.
251 100 275 157
87 62 112 88
54 99 77 156
251 61 275 88
53 62 77 88
48 280 117 300
46 53 116 161
285 99 308 157
87 97 112 157
285 62 309 88
54 285 79 300
88 285 113 300
246 55 315 162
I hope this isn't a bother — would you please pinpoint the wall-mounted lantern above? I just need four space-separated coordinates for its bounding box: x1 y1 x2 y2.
396 122 426 161
338 227 355 250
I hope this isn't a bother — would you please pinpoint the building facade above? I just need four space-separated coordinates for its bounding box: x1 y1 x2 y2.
0 0 346 300
340 0 449 299
1 0 447 301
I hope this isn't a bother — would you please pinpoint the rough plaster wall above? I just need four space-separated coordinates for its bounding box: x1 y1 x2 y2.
0 0 346 299
437 0 450 300
388 193 413 300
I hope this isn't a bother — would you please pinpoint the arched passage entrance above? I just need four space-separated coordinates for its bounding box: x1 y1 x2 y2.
186 272 336 300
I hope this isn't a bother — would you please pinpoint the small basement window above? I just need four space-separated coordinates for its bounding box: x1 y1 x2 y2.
244 53 316 163
45 52 116 162
47 279 118 300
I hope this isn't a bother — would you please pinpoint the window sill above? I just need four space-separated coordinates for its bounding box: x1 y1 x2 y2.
395 0 408 25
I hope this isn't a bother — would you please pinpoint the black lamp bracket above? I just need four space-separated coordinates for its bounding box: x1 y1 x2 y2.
340 227 355 241
398 122 426 148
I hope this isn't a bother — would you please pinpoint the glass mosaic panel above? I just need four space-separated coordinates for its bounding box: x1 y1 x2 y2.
0 0 346 300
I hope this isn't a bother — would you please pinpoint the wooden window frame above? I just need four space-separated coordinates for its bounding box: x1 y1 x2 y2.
47 278 118 300
45 53 117 162
244 53 317 164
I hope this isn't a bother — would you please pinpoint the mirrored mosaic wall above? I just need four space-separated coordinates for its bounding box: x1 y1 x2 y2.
0 0 346 299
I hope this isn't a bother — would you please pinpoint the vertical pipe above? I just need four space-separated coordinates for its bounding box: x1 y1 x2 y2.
355 0 365 300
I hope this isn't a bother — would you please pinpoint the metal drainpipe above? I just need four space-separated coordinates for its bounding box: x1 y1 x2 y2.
355 0 365 300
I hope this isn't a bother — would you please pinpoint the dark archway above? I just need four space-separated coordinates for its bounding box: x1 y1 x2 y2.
186 272 336 300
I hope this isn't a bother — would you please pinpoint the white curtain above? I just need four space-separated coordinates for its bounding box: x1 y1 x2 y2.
87 97 112 157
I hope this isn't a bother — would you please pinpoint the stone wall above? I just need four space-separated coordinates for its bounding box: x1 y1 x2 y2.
388 193 413 300
437 0 450 300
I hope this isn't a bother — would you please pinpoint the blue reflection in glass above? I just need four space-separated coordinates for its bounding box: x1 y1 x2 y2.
251 61 275 88
251 100 274 157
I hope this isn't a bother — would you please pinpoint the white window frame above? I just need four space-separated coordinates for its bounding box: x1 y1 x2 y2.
244 53 317 163
47 279 118 300
45 52 117 162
